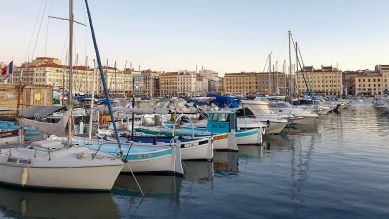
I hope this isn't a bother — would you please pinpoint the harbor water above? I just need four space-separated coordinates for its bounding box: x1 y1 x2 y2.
1 102 389 218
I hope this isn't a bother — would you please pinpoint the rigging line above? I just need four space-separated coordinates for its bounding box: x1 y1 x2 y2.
275 35 288 62
82 0 88 59
297 44 312 92
44 0 55 57
290 37 310 93
31 0 48 60
60 28 69 61
25 0 45 62
262 53 269 73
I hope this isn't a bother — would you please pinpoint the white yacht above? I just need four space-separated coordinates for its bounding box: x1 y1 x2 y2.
241 99 318 126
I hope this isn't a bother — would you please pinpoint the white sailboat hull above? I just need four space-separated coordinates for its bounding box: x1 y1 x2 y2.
236 129 262 145
181 139 213 160
121 146 184 175
212 134 238 151
0 163 123 191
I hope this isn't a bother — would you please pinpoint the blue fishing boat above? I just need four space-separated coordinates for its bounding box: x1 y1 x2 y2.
136 111 264 151
0 121 41 139
71 136 184 176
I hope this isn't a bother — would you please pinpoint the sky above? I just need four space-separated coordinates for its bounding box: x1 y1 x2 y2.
1 0 389 75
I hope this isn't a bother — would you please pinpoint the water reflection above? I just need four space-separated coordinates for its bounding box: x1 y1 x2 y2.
283 121 319 135
238 146 263 160
0 186 119 219
113 175 182 200
263 134 291 149
183 161 214 183
213 152 239 175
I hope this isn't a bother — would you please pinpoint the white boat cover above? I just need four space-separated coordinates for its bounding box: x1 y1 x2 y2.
19 110 70 137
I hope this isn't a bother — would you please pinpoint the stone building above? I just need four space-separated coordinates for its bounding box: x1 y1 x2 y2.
296 66 343 96
223 72 287 96
159 72 178 97
12 57 133 96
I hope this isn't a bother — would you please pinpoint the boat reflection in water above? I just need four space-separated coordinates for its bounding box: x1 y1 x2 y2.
263 134 292 150
113 175 183 199
282 121 319 135
213 152 239 175
238 146 264 160
0 186 119 219
183 161 214 184
113 161 215 199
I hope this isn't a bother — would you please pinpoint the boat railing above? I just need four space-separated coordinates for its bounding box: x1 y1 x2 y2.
172 114 195 138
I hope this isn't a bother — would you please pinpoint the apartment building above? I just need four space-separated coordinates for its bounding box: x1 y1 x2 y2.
354 72 383 96
224 72 258 95
141 70 160 97
12 57 133 95
376 65 389 94
296 66 343 96
177 71 196 96
223 72 288 96
159 72 178 97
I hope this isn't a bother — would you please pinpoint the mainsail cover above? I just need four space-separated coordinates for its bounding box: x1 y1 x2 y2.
19 110 70 137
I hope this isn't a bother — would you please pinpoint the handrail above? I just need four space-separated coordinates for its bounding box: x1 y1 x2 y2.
172 114 195 138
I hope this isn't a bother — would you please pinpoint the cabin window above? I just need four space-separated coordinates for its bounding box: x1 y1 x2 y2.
212 114 218 121
7 158 18 163
220 114 230 122
18 159 32 165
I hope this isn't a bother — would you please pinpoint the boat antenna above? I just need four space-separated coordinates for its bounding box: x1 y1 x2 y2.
84 0 122 152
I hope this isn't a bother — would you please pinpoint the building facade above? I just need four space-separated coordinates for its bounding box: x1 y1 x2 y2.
12 57 133 96
223 72 258 95
159 72 178 97
141 70 160 97
376 65 389 94
177 71 196 96
296 66 343 96
354 72 382 96
223 72 287 96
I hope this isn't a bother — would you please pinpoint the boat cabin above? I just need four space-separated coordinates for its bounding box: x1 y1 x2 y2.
206 111 237 134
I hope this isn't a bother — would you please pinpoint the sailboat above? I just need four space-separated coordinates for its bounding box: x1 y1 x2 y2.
0 0 124 191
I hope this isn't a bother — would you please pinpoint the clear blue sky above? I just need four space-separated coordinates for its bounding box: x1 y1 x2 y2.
1 0 389 75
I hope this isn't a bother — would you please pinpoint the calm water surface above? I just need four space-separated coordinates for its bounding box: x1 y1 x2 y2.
1 102 389 219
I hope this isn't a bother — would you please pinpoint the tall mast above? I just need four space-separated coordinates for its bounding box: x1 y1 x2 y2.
88 59 96 144
295 42 299 97
276 60 279 94
114 60 117 96
84 56 88 93
68 0 74 144
268 52 272 95
283 60 286 96
288 30 292 102
123 60 127 97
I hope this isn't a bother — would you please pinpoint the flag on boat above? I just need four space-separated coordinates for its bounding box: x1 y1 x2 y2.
1 61 13 76
7 61 13 75
1 66 6 76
